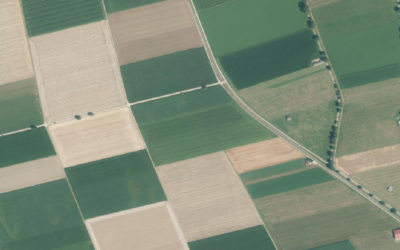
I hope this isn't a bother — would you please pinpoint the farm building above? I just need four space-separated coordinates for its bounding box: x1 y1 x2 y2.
285 115 292 121
393 228 400 240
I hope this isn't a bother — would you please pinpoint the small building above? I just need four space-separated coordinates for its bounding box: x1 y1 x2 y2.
393 229 400 240
388 186 394 192
285 115 291 121
311 58 324 67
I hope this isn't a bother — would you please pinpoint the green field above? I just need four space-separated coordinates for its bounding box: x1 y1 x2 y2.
131 85 276 166
0 180 93 250
103 0 165 13
0 79 43 135
197 0 308 57
238 66 337 159
336 77 400 156
65 150 166 219
188 226 276 250
246 167 334 199
220 29 319 89
193 0 234 12
0 127 56 168
121 48 217 102
21 0 105 37
311 240 355 250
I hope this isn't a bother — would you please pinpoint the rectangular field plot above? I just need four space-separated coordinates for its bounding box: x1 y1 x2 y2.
0 0 33 85
87 202 187 250
0 180 94 250
121 47 216 102
66 150 166 219
311 240 355 250
0 78 43 134
131 86 275 166
21 0 105 37
108 0 203 65
188 226 275 250
226 138 304 173
104 0 165 13
49 107 145 168
30 21 127 122
0 127 56 169
157 152 262 242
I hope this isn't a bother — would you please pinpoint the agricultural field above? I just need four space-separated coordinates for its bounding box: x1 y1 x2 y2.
121 48 216 102
0 79 43 134
87 202 187 250
311 240 355 250
66 150 166 219
21 0 105 37
188 225 276 250
0 180 94 250
156 152 262 242
29 21 127 122
49 107 145 168
237 65 337 158
103 0 165 13
131 85 276 166
0 0 33 85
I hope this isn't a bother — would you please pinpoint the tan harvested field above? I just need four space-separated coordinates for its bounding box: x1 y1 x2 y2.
157 152 262 242
336 143 400 175
49 108 145 168
0 0 33 85
87 202 187 250
108 0 203 65
226 138 304 173
0 156 65 194
29 21 127 122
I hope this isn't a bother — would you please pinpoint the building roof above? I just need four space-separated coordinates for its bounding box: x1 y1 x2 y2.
394 229 400 239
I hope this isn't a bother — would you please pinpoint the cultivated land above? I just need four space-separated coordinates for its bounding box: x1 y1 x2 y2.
0 180 93 250
156 152 262 242
121 47 216 102
103 0 165 13
108 0 203 65
29 21 127 122
311 240 355 250
352 163 400 210
0 127 56 169
66 150 166 219
226 138 304 173
21 0 105 37
0 156 64 194
0 78 43 134
188 225 276 250
337 77 400 157
0 0 33 85
237 66 337 158
49 107 145 168
87 202 187 250
132 86 276 166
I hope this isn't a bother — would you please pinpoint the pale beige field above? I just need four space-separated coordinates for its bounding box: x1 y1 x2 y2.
226 138 304 173
87 202 187 250
157 152 262 242
336 143 400 175
108 0 203 65
0 0 33 85
49 108 145 168
29 21 127 122
0 156 65 194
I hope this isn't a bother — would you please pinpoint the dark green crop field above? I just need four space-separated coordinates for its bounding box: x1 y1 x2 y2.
246 167 334 199
188 226 276 250
0 180 93 250
193 0 234 12
0 127 56 169
66 150 166 219
21 0 105 37
132 86 276 166
311 240 355 250
0 79 43 135
121 48 216 102
220 29 319 89
103 0 165 13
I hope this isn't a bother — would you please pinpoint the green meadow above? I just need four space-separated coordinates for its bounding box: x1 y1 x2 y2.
103 0 165 13
311 240 355 250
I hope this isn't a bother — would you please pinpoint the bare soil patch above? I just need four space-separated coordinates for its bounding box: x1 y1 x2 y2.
226 138 304 173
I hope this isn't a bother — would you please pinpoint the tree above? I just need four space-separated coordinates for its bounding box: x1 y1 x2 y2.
320 56 328 62
394 6 400 12
307 18 315 28
312 34 319 40
390 208 397 213
88 112 94 116
357 185 362 190
369 193 374 197
346 178 351 181
298 0 308 12
319 51 326 56
337 107 341 112
326 65 331 70
29 125 37 130
379 201 385 205
75 115 81 120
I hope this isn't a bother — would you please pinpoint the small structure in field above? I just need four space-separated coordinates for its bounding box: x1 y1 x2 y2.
311 58 324 67
304 158 314 166
388 186 394 192
393 228 400 240
285 115 292 121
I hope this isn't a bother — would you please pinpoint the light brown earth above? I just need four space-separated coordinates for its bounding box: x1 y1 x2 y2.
0 156 65 194
226 138 305 173
48 108 145 168
108 0 203 65
87 202 187 250
0 0 33 85
29 21 127 122
156 152 262 242
336 143 400 175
